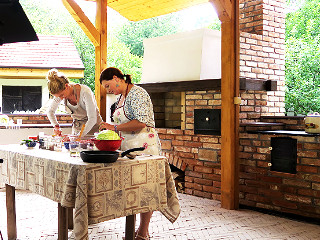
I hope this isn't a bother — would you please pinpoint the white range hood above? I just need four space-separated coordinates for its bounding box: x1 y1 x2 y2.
141 28 221 84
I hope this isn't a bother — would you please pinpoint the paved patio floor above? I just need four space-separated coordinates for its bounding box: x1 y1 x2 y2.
0 189 320 240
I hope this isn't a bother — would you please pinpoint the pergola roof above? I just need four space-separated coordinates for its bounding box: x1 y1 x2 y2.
84 0 210 21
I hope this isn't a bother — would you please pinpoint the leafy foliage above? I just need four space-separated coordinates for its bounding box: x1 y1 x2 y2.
20 0 142 90
207 18 221 31
285 0 320 114
106 36 143 83
117 15 182 57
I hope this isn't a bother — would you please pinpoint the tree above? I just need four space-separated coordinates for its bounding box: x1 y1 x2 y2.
20 0 142 90
117 14 182 57
285 0 320 114
207 18 221 31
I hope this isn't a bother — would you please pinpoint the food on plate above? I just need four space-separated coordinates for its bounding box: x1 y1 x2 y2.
95 130 120 140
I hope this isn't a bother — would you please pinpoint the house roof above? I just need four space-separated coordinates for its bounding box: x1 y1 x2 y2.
0 35 85 70
84 0 209 21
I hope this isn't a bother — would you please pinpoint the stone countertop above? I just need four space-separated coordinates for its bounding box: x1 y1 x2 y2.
247 130 320 136
240 122 285 127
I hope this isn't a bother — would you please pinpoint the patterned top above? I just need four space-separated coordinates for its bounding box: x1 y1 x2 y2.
119 85 155 128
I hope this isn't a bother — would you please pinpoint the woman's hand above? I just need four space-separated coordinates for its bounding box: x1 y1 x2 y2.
62 135 70 142
53 126 62 136
99 122 114 131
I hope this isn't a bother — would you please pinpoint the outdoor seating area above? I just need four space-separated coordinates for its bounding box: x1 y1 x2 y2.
2 0 320 239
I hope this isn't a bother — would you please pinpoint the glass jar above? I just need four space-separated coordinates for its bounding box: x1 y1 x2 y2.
69 141 80 157
54 136 62 151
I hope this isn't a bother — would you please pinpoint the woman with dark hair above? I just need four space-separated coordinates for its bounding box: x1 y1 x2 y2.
99 67 161 240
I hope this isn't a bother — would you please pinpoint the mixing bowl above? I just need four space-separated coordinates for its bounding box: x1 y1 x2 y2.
91 139 122 151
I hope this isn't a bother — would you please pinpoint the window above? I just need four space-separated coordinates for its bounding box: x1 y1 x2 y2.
2 86 42 113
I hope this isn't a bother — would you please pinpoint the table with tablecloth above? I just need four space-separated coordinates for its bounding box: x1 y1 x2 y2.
0 144 180 239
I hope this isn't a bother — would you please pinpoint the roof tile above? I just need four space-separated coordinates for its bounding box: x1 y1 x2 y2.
0 35 84 69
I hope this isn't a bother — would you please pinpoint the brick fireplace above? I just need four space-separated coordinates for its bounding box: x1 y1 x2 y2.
138 0 320 220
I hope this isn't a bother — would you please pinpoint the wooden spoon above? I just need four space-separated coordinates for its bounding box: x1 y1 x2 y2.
77 124 85 141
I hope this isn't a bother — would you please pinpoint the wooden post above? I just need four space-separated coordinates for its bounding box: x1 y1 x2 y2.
58 203 68 240
62 0 107 121
125 215 136 240
6 184 17 240
95 0 108 121
220 0 240 210
210 0 240 209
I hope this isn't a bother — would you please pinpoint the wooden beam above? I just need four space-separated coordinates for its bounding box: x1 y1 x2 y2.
239 78 278 91
0 68 84 79
209 0 232 21
137 79 221 92
220 0 239 210
95 0 108 121
62 0 100 47
137 78 276 92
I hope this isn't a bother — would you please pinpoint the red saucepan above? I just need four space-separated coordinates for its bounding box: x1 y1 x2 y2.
80 147 145 163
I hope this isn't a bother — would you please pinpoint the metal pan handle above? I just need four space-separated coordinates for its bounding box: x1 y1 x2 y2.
121 147 145 158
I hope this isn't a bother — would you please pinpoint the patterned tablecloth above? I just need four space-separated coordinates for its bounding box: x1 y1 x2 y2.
0 145 180 240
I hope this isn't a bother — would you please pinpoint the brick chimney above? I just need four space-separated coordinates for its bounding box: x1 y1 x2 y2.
239 0 286 120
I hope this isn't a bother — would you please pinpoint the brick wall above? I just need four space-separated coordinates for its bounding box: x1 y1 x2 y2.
260 116 305 130
149 1 286 127
240 0 264 34
6 114 72 125
154 0 320 220
151 92 182 128
185 90 221 130
239 132 320 219
158 127 222 200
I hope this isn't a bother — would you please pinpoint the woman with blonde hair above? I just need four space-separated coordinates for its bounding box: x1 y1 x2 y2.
46 68 102 137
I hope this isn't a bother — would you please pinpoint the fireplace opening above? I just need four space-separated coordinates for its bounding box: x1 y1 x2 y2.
270 137 297 174
170 164 185 193
150 92 185 129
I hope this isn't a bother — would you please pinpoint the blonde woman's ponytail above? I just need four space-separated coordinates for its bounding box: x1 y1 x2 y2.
47 68 69 94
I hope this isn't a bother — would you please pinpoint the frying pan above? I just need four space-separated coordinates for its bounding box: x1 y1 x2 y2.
80 147 145 163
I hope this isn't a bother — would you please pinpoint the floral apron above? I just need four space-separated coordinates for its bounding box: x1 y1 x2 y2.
64 86 102 136
113 106 161 155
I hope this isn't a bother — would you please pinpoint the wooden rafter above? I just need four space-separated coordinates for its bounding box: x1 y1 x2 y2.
62 0 100 47
61 0 107 120
209 0 232 21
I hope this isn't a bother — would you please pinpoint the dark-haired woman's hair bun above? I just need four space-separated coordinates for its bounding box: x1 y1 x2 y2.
100 67 132 84
123 74 132 84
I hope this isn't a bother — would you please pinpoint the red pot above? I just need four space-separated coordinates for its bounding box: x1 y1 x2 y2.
91 138 122 151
